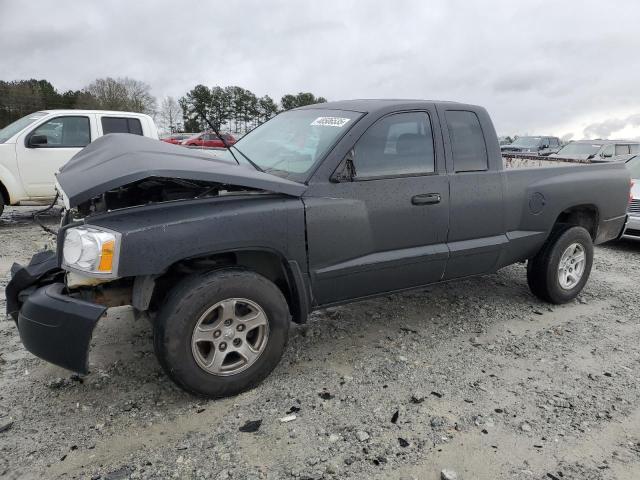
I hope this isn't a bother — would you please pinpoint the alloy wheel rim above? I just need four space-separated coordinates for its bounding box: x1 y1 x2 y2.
191 298 269 376
558 242 586 290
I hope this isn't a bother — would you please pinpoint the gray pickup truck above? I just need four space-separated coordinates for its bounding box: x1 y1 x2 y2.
6 100 631 398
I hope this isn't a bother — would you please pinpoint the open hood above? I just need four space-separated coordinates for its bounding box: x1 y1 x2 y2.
56 134 307 207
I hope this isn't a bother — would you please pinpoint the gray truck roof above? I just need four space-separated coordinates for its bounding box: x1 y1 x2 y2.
299 99 467 113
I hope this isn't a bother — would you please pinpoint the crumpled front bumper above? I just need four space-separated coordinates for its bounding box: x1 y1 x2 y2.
7 251 107 374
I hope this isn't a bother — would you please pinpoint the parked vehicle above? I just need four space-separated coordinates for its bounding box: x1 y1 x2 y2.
0 110 159 216
182 132 237 148
623 154 640 238
161 133 195 144
500 136 561 156
551 140 640 162
6 100 630 398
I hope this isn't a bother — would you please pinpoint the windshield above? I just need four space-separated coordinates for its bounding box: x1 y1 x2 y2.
556 142 602 156
627 155 640 179
0 112 47 143
509 136 542 148
216 109 362 180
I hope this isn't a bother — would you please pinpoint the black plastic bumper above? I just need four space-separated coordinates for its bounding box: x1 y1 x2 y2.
17 283 107 373
6 249 62 321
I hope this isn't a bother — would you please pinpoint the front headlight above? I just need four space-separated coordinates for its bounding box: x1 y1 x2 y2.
62 226 121 276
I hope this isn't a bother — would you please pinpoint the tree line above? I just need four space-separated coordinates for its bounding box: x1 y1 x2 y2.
178 85 326 133
0 78 327 134
0 78 156 128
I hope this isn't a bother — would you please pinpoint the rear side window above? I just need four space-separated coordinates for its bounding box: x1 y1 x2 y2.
615 144 631 155
445 111 488 172
353 112 435 178
630 144 640 154
101 117 143 136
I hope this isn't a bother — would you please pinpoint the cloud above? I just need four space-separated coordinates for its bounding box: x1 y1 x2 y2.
583 114 640 139
1 0 640 137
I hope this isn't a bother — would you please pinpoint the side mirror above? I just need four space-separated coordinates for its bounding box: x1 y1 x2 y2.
28 134 48 147
541 144 549 149
330 150 357 183
602 151 613 158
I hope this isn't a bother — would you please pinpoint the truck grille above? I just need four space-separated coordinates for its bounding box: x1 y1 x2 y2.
630 199 640 214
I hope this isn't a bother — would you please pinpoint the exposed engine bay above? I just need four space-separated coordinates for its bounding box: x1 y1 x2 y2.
73 176 263 217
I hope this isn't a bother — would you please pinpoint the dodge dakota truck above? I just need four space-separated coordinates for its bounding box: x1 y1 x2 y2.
6 100 631 398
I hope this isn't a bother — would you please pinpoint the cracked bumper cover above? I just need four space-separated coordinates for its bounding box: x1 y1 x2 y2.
7 250 107 374
17 283 107 373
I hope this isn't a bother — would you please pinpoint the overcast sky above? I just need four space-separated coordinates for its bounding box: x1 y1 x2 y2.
2 0 640 139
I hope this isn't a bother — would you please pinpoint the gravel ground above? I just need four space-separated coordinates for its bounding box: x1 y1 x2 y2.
1 205 640 480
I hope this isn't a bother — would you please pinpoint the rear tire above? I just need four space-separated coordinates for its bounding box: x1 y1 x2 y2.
153 269 290 398
0 194 4 217
527 226 593 304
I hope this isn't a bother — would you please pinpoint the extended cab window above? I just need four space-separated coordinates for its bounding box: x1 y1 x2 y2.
30 116 90 147
101 117 143 136
615 144 631 155
353 112 435 178
445 110 488 172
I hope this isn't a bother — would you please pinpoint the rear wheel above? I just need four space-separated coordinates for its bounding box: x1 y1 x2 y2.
154 269 290 397
527 226 593 304
0 193 4 217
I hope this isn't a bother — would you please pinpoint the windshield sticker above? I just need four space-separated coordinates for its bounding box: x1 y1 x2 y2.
311 117 351 128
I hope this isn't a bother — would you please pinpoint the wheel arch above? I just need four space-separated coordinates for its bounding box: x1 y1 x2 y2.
552 204 599 240
146 248 311 324
0 180 9 206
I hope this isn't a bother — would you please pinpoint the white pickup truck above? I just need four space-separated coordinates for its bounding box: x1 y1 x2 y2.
0 110 159 216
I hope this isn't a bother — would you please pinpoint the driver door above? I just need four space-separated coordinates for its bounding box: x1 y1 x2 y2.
304 109 450 305
17 115 94 197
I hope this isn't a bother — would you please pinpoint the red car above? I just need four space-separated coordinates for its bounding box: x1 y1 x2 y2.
161 133 195 145
182 132 237 148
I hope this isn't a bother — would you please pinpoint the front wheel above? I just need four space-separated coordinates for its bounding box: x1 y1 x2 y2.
154 269 290 397
527 226 594 304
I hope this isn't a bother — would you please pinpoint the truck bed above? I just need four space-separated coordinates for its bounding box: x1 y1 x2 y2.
497 158 630 268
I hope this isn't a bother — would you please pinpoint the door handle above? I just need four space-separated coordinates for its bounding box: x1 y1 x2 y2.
411 193 441 205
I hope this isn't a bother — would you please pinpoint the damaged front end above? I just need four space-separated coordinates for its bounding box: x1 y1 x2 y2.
7 134 306 375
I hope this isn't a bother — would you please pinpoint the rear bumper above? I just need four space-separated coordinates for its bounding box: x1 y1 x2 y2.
596 214 628 244
17 283 106 373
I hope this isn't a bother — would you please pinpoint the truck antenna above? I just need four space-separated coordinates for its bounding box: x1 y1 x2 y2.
196 110 241 165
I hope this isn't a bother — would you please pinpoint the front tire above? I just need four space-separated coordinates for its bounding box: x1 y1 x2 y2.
154 269 290 397
527 226 594 304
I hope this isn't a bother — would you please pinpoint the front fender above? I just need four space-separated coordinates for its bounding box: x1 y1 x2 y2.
85 195 308 277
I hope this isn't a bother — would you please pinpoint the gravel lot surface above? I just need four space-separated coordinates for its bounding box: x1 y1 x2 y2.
1 206 640 480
